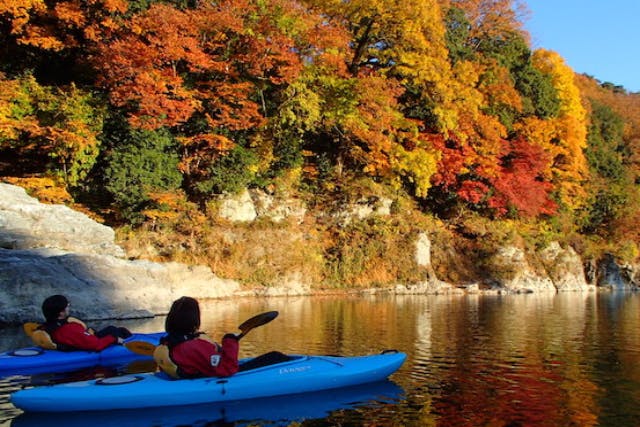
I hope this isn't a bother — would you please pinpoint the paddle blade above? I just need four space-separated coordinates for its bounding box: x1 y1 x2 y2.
23 322 40 338
124 340 156 356
237 311 278 337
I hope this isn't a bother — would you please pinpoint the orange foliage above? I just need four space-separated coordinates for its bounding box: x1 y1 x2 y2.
94 0 309 134
178 134 235 180
477 59 523 113
446 0 529 43
0 0 128 50
344 75 404 177
1 176 72 204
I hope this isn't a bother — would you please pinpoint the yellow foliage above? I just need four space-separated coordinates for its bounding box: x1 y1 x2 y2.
392 140 440 198
532 49 588 209
390 0 459 132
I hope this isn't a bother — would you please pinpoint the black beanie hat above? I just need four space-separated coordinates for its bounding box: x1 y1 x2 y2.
42 295 69 322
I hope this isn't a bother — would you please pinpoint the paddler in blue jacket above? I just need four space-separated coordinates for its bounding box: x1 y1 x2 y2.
155 296 239 378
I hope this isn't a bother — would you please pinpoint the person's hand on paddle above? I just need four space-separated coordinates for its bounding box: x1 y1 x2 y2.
223 333 239 341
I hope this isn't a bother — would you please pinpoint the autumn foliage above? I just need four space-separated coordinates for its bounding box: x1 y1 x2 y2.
1 0 639 255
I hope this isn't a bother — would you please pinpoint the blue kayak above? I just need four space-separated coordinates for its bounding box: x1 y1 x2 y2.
0 332 164 376
12 380 404 426
10 350 406 412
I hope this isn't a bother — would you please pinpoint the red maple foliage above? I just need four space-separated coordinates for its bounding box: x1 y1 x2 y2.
489 136 557 217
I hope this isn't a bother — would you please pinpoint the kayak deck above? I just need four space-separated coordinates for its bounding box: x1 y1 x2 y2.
0 332 164 376
10 350 407 412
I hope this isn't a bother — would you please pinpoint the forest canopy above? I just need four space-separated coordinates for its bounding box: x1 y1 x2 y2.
1 0 639 256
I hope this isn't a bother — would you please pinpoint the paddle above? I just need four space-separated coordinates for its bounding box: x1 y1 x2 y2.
237 310 278 339
124 310 279 356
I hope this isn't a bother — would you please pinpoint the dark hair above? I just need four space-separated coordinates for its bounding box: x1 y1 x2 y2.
165 296 201 336
42 295 69 322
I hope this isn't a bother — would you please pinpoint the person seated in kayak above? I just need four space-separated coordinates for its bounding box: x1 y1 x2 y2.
33 294 132 352
154 296 239 379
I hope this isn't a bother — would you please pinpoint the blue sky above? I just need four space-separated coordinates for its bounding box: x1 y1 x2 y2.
524 1 640 93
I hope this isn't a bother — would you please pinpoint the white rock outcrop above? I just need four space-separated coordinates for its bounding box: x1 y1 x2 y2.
0 184 240 324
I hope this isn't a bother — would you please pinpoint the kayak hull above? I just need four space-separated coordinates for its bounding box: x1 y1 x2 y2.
10 351 407 412
0 332 164 376
12 380 404 427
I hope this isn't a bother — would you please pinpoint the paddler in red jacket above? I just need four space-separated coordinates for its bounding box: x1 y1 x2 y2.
155 296 239 378
38 294 132 352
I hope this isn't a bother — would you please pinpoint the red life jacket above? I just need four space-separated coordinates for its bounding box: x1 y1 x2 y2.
166 334 239 378
45 320 117 352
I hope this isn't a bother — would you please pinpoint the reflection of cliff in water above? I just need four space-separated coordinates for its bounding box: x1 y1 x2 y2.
597 253 634 290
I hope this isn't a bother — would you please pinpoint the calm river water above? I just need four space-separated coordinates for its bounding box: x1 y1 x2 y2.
1 291 639 426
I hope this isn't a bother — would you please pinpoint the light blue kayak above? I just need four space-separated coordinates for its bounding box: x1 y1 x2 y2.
10 350 406 412
12 380 404 426
0 332 164 376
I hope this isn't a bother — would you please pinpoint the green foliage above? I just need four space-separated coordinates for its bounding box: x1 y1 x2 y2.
479 34 559 119
194 144 259 196
585 101 625 180
580 187 627 235
399 83 440 130
269 134 304 177
444 7 475 64
477 32 530 70
580 101 630 235
514 65 560 118
103 126 182 223
0 75 103 186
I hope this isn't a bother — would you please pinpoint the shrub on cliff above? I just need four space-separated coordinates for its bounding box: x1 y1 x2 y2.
103 127 182 224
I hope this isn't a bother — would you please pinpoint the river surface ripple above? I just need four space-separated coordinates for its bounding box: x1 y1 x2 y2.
1 291 639 426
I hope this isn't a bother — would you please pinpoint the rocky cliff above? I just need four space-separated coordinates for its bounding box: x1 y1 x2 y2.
0 183 636 324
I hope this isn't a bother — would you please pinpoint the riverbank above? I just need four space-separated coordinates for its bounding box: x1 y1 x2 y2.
1 182 637 324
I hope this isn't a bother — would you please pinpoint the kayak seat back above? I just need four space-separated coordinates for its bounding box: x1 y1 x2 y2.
31 330 57 350
153 344 179 379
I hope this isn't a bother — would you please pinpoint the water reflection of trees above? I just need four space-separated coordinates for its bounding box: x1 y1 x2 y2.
193 293 639 426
